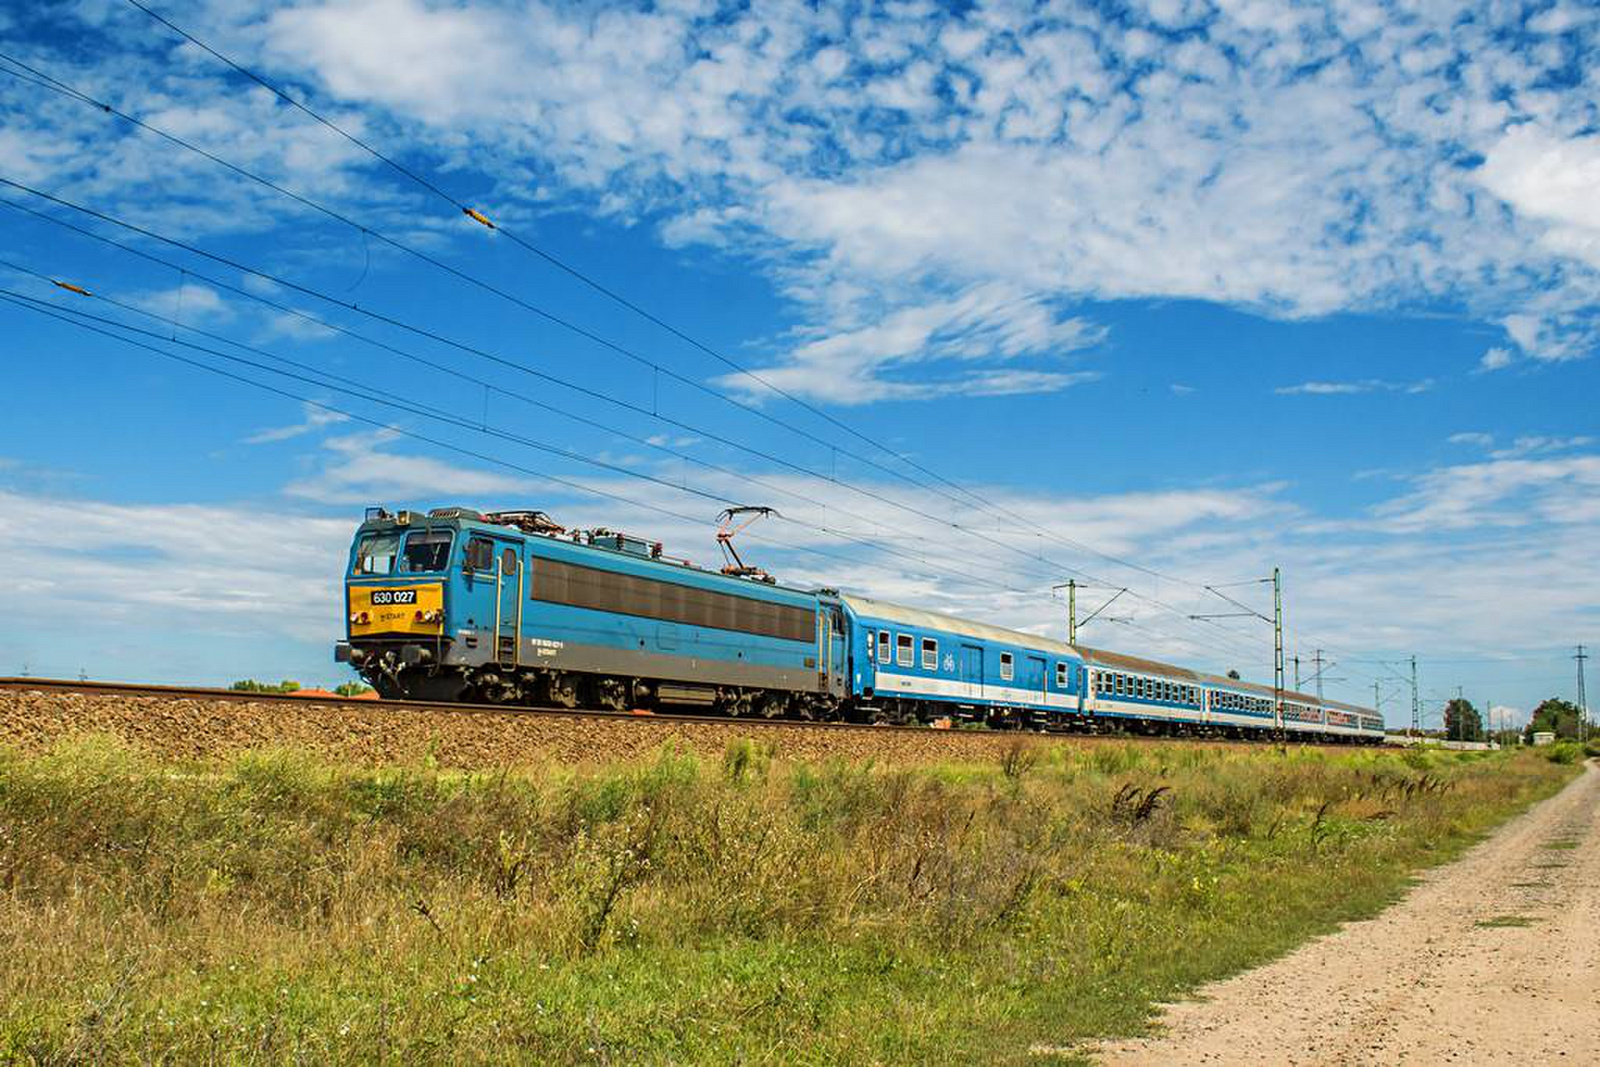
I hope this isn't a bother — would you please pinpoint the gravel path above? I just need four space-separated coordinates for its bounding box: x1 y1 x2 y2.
1095 760 1600 1064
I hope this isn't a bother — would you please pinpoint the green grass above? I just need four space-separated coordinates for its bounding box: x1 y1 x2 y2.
0 736 1577 1064
1475 915 1537 928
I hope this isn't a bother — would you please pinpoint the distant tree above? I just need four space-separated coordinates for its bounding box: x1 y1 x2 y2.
229 679 301 694
334 682 373 697
1226 669 1241 680
1523 697 1582 743
1442 698 1483 742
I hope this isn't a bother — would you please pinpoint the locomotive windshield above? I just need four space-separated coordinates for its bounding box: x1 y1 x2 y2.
400 530 454 573
353 531 401 575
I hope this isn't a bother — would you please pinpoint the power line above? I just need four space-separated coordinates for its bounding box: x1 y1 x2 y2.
0 180 1086 586
0 48 999 518
0 286 1068 601
79 14 1272 615
120 0 1183 572
1 35 1390 683
0 179 1283 672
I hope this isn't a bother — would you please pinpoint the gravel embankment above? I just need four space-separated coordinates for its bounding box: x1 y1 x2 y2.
1094 760 1600 1064
0 687 1091 767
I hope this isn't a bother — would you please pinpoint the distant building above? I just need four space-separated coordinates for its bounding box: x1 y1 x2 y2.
1532 731 1556 747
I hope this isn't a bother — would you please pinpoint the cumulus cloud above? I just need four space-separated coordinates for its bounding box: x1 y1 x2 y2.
6 0 1590 407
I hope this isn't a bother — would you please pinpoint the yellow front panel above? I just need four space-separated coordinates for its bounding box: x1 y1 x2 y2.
348 583 445 636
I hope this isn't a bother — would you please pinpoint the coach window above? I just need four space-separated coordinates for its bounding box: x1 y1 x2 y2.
1055 662 1067 688
922 637 938 670
354 531 400 575
896 633 914 667
999 651 1014 681
877 630 891 664
1115 674 1125 695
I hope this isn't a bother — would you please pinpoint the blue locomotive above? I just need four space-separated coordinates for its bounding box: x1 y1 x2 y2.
336 506 1384 742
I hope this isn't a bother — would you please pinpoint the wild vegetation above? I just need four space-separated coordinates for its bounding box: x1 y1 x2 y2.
0 735 1579 1063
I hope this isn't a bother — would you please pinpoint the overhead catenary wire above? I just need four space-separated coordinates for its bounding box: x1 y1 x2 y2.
0 44 1310 673
0 180 1284 671
39 16 1246 601
2 269 1325 683
0 285 1061 601
0 49 1019 524
0 40 1352 677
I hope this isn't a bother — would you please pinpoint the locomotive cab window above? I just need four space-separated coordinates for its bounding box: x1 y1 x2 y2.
500 547 519 574
999 652 1014 681
399 530 453 573
921 637 938 670
877 630 890 664
896 633 913 667
463 538 494 572
354 532 401 575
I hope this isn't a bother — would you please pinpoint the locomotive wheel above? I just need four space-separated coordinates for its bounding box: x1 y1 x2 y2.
591 676 628 712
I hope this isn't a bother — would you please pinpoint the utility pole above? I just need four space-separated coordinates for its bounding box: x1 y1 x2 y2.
1312 649 1326 701
1054 580 1127 645
1410 656 1420 738
1274 567 1284 734
1293 654 1301 690
1455 685 1465 742
1373 680 1381 711
1188 567 1284 735
1577 645 1589 744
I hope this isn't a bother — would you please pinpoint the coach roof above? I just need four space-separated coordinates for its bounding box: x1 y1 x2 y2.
1077 646 1200 681
842 595 1080 657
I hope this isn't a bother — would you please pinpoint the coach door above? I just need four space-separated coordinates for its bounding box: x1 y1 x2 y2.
961 644 983 701
1023 655 1046 701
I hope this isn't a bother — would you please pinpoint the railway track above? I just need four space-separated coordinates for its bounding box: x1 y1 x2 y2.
0 676 1364 753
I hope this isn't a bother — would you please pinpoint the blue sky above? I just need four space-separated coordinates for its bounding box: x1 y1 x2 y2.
2 0 1597 727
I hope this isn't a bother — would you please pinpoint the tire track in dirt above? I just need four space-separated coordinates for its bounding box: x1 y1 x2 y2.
1094 761 1600 1064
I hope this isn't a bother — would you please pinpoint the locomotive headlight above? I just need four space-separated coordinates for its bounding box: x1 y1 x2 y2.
350 611 370 626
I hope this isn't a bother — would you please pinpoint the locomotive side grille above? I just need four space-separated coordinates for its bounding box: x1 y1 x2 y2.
531 557 813 642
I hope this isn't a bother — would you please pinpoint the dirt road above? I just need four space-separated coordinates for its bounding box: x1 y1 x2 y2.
1096 760 1600 1064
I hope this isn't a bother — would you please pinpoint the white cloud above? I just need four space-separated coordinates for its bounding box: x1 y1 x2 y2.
243 401 349 444
128 282 234 325
717 282 1105 405
4 0 1596 406
1275 379 1434 396
1447 432 1494 448
0 487 350 643
1373 454 1600 531
281 429 541 503
1487 435 1595 461
1479 346 1515 372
